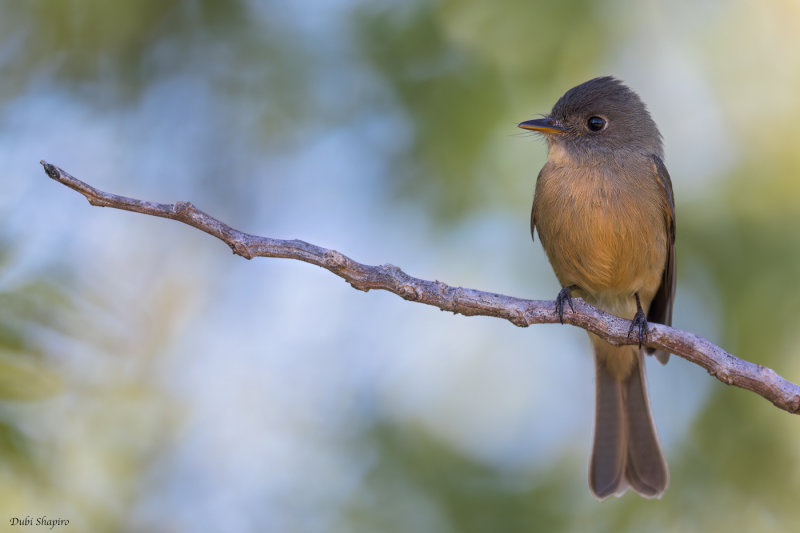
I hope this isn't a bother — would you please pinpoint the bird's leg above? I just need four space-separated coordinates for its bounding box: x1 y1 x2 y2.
628 293 648 348
555 285 578 324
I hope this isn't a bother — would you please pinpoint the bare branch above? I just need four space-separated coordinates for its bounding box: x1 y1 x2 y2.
39 160 800 415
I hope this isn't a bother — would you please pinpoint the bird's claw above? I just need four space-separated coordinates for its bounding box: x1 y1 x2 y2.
628 308 648 348
555 286 575 324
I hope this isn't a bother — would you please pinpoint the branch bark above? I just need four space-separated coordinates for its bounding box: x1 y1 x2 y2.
39 160 800 415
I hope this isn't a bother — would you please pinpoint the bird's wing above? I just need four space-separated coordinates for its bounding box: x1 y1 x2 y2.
530 168 543 242
646 155 676 362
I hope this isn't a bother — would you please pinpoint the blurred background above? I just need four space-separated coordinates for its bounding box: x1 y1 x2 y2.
1 0 800 531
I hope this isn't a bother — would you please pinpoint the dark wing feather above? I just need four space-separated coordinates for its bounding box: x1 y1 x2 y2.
530 168 543 242
646 155 676 363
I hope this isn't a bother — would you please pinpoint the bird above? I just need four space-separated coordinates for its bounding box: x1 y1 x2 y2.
519 76 675 499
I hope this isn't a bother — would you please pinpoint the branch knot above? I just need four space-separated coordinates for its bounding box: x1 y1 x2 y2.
509 306 528 327
398 284 420 301
174 201 195 215
380 263 403 277
230 241 253 259
324 250 347 269
789 395 800 413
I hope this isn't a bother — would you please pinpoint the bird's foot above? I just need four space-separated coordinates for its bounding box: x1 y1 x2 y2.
555 285 577 324
627 293 648 348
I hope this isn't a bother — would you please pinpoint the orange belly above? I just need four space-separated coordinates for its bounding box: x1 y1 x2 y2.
533 163 667 318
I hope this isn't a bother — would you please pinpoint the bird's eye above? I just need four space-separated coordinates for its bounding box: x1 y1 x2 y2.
587 116 606 132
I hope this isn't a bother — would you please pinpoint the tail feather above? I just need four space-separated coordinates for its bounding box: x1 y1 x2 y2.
624 354 669 497
590 341 668 500
589 357 627 499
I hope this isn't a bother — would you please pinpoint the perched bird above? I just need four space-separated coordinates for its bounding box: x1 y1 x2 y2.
519 77 675 499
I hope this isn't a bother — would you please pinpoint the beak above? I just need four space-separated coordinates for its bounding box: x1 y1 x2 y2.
518 118 566 134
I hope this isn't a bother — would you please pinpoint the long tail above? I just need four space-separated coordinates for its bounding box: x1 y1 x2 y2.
589 341 669 500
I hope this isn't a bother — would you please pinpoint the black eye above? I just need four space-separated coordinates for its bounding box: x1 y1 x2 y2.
587 116 606 132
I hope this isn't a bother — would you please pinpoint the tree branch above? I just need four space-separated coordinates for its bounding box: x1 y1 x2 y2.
39 160 800 415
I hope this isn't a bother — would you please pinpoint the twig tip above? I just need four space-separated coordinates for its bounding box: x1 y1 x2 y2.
40 160 59 180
